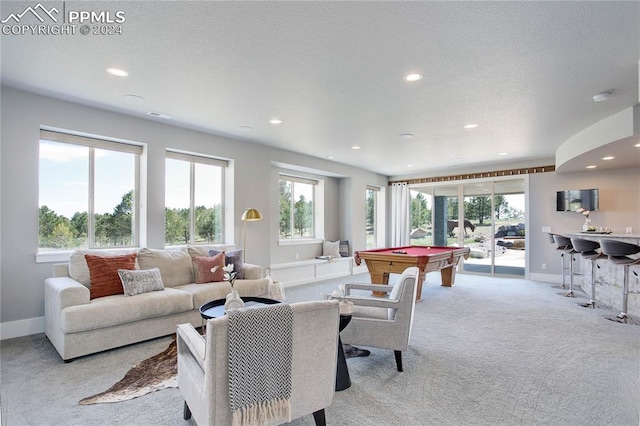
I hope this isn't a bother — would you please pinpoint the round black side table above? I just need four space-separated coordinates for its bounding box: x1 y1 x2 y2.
336 314 352 391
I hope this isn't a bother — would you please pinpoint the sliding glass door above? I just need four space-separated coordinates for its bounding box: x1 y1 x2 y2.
410 178 526 277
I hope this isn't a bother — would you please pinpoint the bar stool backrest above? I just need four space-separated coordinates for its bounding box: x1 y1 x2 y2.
570 238 600 254
600 240 640 257
553 235 572 250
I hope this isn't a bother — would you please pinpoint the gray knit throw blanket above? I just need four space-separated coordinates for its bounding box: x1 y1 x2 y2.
227 303 294 426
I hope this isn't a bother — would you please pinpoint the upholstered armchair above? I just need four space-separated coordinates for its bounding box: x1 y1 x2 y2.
176 300 340 426
340 266 419 372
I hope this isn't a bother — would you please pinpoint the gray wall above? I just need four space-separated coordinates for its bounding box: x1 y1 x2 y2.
0 87 387 330
2 86 638 334
529 167 640 277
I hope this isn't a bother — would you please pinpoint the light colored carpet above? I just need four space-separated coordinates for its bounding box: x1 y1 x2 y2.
1 273 639 425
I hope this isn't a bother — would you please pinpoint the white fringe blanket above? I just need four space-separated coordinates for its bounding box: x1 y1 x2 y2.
227 303 294 426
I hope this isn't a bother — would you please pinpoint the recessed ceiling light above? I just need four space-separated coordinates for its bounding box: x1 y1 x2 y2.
464 124 478 129
634 143 640 148
107 67 128 77
398 133 414 139
269 119 282 125
450 157 461 161
586 165 597 169
404 73 423 82
602 156 614 160
326 155 335 159
498 152 508 156
407 164 414 168
351 146 361 150
593 91 611 102
236 126 252 132
123 94 145 103
147 111 172 119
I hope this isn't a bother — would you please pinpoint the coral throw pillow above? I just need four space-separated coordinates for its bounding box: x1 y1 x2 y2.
193 252 225 284
85 253 138 300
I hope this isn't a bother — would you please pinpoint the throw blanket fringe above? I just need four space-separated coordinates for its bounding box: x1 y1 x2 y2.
232 398 292 426
227 303 293 426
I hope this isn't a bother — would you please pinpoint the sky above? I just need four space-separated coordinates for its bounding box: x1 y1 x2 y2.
41 139 522 221
40 141 223 219
40 141 135 218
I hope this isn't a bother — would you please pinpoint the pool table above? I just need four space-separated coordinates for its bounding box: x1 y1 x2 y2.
354 245 471 302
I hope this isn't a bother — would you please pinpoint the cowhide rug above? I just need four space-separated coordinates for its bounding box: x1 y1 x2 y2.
78 338 178 405
79 338 369 405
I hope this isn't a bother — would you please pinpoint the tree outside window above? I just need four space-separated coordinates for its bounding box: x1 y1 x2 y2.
279 176 315 239
38 132 141 251
165 152 226 246
366 187 378 249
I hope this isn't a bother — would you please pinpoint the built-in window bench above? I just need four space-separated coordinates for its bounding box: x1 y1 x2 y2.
269 257 368 287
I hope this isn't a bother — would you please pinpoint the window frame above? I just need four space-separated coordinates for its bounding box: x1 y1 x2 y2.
366 185 380 249
37 129 142 256
278 173 322 244
165 150 228 247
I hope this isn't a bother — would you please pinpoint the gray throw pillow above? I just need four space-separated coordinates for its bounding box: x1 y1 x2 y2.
339 240 350 257
117 268 165 296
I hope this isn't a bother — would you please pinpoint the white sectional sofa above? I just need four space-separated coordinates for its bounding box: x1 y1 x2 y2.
45 245 276 361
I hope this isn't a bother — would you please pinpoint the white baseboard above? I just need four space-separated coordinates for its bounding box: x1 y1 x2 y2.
0 316 45 340
529 272 562 284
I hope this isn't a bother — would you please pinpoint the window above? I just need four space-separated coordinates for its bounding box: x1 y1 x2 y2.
279 174 317 240
165 151 227 246
366 186 379 249
38 130 142 251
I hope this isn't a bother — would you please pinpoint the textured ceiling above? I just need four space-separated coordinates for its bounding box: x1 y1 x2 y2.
2 1 639 177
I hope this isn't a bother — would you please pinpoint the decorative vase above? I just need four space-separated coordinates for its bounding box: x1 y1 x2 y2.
339 300 354 315
224 289 244 311
582 217 592 232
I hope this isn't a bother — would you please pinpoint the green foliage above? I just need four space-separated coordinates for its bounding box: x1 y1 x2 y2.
464 196 491 225
40 189 224 249
366 189 375 231
279 179 313 238
294 194 313 237
411 192 431 229
279 180 291 237
165 207 189 245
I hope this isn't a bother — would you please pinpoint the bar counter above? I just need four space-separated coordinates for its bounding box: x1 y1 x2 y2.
564 232 640 320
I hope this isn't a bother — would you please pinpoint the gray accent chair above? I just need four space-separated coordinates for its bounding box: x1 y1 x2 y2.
176 300 340 426
340 266 419 372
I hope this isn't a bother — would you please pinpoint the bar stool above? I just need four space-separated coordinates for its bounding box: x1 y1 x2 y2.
570 237 606 308
600 239 640 324
548 233 566 289
552 234 578 297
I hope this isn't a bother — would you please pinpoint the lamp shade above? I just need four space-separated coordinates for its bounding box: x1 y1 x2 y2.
241 208 263 221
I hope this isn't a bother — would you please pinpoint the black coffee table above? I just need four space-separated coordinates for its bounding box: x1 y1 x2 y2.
199 296 280 329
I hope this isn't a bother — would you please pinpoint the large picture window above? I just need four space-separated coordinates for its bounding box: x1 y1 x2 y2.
279 174 317 240
38 130 142 251
165 151 227 246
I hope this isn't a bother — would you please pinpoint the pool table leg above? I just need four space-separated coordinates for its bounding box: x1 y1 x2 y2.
415 271 426 302
440 266 456 287
371 272 390 297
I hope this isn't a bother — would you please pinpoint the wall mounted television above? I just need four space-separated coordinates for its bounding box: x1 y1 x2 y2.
556 189 599 212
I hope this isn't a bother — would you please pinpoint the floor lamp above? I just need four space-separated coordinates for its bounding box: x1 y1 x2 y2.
241 208 263 262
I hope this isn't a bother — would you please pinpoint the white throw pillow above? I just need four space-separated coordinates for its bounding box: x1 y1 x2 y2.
322 240 341 258
118 268 165 296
